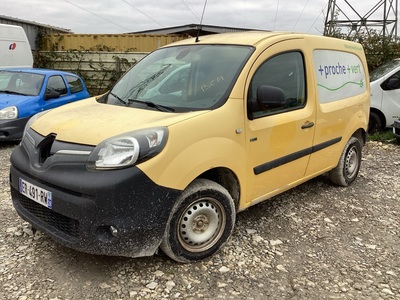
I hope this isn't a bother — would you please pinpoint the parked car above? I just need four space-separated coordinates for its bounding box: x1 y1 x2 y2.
393 119 400 143
10 32 369 263
0 68 90 140
369 59 400 133
0 24 33 69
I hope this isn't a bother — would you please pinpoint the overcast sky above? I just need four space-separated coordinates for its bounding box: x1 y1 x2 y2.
1 0 395 35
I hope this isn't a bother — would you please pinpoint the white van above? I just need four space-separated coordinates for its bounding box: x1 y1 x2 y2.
369 59 400 132
0 24 33 69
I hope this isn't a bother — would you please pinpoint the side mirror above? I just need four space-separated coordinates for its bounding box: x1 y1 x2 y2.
257 85 286 108
44 90 60 100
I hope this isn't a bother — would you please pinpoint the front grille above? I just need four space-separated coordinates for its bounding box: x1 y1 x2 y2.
16 193 79 238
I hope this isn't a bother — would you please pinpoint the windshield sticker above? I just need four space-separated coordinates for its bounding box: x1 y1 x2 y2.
314 50 366 103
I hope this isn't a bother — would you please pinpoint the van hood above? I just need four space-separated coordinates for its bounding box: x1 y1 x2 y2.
0 93 35 108
31 97 209 146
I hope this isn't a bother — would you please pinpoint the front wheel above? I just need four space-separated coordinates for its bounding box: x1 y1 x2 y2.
329 136 363 186
160 179 236 263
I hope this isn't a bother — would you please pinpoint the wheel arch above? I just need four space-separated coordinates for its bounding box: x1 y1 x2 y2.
197 167 241 210
352 128 367 145
329 134 363 186
369 108 386 131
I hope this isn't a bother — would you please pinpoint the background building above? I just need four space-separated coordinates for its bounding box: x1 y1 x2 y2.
0 15 71 51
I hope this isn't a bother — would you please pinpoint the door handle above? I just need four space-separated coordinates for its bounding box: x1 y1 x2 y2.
301 121 314 129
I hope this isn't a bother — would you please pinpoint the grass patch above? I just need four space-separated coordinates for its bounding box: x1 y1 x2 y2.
367 129 398 144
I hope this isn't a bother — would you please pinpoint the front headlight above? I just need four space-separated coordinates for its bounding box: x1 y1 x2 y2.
0 106 18 119
87 127 168 170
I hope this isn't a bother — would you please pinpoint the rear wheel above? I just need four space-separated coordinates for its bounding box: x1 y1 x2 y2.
160 179 236 263
329 136 363 186
368 111 384 133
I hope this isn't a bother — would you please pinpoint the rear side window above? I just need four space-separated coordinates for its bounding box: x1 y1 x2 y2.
313 50 366 103
47 76 67 95
66 75 84 93
248 51 306 119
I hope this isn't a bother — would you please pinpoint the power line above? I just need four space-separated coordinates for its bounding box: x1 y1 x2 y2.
292 0 311 31
273 0 280 30
62 0 132 31
279 0 289 29
181 0 201 21
121 0 163 27
307 3 328 33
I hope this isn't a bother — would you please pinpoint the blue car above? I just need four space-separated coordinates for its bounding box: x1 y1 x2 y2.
0 68 90 141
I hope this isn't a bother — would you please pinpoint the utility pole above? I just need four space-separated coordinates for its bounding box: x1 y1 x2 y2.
324 0 398 41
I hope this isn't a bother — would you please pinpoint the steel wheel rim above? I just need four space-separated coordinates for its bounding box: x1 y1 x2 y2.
178 197 226 252
345 146 359 179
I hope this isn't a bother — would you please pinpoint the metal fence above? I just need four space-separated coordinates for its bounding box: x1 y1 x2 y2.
43 34 188 52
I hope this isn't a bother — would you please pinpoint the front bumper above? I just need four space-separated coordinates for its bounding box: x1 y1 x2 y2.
0 117 29 140
10 129 181 258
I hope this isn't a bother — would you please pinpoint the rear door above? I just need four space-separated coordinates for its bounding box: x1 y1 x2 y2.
244 39 316 204
305 49 368 176
380 70 400 126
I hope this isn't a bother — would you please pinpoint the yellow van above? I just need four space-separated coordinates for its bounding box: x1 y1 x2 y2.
10 31 369 263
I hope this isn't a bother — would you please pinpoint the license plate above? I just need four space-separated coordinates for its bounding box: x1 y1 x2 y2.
19 178 52 209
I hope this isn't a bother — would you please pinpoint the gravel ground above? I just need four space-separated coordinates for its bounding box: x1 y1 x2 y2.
0 140 399 300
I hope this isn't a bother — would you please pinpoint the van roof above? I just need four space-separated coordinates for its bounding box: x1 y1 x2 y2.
0 24 30 41
169 31 307 47
167 31 363 54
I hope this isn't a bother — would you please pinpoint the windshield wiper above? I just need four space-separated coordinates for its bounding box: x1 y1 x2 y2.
129 64 171 99
110 92 128 105
110 92 174 112
127 98 175 112
0 90 27 96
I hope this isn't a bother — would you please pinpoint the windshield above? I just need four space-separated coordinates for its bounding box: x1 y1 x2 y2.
0 71 44 96
108 44 253 112
370 59 400 82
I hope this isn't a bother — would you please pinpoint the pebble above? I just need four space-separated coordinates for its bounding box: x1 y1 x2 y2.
165 281 176 290
270 239 283 246
382 288 394 295
146 282 158 290
218 266 230 273
276 265 288 272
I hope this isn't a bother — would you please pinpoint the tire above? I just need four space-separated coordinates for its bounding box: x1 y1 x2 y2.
368 111 384 133
160 178 236 263
329 136 363 187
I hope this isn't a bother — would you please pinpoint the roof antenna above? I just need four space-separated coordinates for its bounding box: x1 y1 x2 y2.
195 0 208 42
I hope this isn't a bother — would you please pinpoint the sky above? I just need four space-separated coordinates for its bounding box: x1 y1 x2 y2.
1 0 396 35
